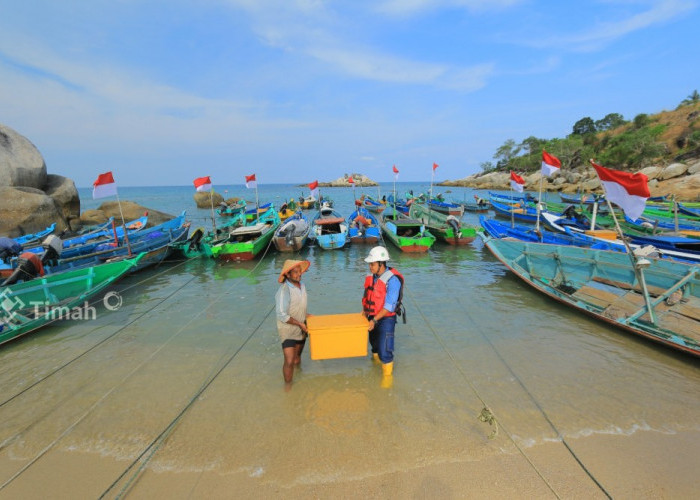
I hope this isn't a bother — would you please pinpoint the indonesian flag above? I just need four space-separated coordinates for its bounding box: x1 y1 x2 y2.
93 172 118 199
193 176 212 192
510 171 525 193
393 165 399 180
541 150 561 177
348 176 354 184
432 162 439 171
245 174 257 189
309 180 319 199
590 160 650 221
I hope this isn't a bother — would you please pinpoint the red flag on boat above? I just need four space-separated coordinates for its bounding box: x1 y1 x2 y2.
93 171 118 199
245 174 257 189
590 160 650 221
193 176 212 192
393 165 399 180
541 150 561 177
309 180 319 198
432 162 439 171
510 171 525 193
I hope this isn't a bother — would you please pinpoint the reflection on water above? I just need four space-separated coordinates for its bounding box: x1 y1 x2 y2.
0 187 698 496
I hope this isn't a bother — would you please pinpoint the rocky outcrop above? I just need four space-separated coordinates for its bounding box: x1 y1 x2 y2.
441 159 700 201
0 124 81 236
0 124 47 189
319 173 378 187
79 201 175 229
194 191 224 208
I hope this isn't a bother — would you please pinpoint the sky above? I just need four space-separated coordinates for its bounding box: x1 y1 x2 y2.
1 0 699 187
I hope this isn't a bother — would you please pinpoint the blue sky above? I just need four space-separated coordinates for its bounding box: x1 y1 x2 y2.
1 0 698 187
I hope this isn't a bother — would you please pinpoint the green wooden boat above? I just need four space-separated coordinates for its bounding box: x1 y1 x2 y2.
211 207 280 261
379 212 436 253
408 203 481 245
0 253 144 345
480 233 700 357
170 213 245 259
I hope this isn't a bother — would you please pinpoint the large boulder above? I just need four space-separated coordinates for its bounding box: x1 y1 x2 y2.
43 174 80 222
194 191 223 208
659 162 688 180
86 200 176 228
0 186 67 237
0 124 47 189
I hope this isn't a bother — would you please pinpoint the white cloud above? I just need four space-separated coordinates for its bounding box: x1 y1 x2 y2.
375 0 523 16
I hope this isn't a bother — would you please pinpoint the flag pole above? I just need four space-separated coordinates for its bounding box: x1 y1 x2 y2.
393 171 397 219
115 192 133 256
591 159 656 325
535 172 544 232
209 189 217 234
255 183 260 223
510 181 515 229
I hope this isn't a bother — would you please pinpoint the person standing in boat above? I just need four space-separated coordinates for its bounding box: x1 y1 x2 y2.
275 259 310 385
361 246 404 381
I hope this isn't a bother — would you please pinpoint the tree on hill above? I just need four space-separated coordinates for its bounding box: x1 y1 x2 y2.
680 90 699 106
572 117 596 136
595 113 626 131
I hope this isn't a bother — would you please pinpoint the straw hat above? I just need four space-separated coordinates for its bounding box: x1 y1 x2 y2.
278 259 311 283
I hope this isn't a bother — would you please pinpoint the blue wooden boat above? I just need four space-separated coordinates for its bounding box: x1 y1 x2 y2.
625 214 700 232
559 193 603 205
488 191 525 202
678 203 700 218
386 194 410 215
480 233 700 357
361 196 385 215
244 202 273 223
490 199 540 223
427 199 464 217
347 207 381 244
11 223 56 246
311 207 348 250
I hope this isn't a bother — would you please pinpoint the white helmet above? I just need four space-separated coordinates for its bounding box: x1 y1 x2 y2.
364 246 390 263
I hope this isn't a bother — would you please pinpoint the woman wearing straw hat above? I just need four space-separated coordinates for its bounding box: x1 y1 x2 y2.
275 259 311 384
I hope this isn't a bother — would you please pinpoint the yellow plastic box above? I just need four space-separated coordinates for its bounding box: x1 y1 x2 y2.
584 229 618 240
307 313 369 360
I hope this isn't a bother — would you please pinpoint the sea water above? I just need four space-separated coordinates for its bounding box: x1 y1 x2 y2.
0 183 698 497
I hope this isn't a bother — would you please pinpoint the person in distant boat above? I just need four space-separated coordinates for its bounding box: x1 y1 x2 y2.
275 259 310 385
361 246 404 382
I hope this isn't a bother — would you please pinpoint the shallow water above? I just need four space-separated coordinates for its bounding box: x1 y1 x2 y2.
0 185 699 498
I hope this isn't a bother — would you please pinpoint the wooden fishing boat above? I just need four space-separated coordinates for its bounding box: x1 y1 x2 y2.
211 207 280 261
10 223 56 247
559 193 603 205
298 195 317 210
409 203 479 245
0 253 144 345
273 212 310 252
216 199 246 217
311 207 348 250
427 199 464 217
678 203 700 218
456 195 490 213
361 196 385 214
244 203 273 223
480 234 700 357
347 208 381 244
379 212 436 253
170 212 246 259
490 199 540 223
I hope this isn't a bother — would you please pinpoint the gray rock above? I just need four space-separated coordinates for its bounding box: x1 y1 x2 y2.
194 191 223 208
0 186 67 237
582 178 601 191
659 163 688 180
43 174 80 222
94 200 175 228
640 166 663 180
687 160 700 175
0 124 47 189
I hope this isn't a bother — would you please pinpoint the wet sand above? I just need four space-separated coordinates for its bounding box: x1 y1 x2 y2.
0 245 699 499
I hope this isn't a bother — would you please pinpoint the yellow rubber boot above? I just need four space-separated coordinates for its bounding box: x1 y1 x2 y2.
381 362 393 376
372 353 380 364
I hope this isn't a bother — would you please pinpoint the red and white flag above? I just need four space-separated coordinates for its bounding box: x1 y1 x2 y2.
510 171 525 193
590 160 650 221
392 165 399 180
347 176 354 184
541 150 561 177
245 174 257 189
93 171 118 199
309 180 319 199
193 176 212 192
432 162 439 171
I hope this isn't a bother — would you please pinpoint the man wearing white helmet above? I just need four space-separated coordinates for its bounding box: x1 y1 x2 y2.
361 246 404 378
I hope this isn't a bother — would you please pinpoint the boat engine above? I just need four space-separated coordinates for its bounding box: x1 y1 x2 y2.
2 252 46 287
41 235 63 266
446 215 462 239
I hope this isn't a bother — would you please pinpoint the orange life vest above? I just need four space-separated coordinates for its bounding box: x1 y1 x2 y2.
362 267 404 317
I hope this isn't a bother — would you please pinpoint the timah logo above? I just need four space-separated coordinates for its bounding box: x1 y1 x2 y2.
0 290 26 329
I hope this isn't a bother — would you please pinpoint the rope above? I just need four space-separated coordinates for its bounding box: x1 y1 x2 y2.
0 237 276 492
406 291 562 498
